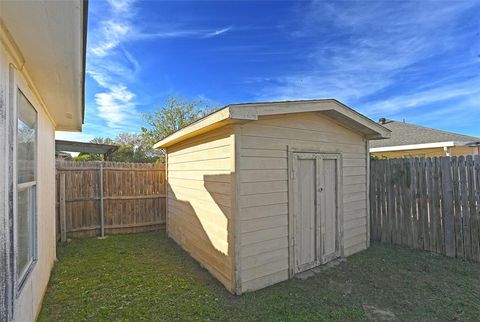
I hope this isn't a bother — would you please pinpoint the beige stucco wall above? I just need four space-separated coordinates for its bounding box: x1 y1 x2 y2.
166 126 236 292
235 112 369 293
2 36 57 322
1 29 11 322
371 146 479 159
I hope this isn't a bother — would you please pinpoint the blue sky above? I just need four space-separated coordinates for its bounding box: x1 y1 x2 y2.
56 0 480 142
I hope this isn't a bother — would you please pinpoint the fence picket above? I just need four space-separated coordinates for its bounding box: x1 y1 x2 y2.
420 158 430 251
474 156 480 261
410 158 417 248
385 159 393 243
469 156 480 261
411 158 419 249
426 158 435 252
452 157 463 258
459 157 470 259
370 160 378 241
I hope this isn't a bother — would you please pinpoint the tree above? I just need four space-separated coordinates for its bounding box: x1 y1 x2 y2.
108 132 160 163
90 137 114 145
74 153 103 161
73 96 214 163
74 133 161 163
141 96 214 147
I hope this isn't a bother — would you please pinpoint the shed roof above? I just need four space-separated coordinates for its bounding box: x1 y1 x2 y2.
369 119 480 151
154 99 391 148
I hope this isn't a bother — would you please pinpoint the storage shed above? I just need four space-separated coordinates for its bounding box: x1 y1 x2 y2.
154 99 390 294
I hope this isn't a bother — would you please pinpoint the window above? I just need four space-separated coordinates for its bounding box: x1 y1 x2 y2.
16 89 37 286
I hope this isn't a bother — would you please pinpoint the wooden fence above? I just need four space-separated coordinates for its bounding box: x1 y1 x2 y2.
370 156 480 262
56 161 166 240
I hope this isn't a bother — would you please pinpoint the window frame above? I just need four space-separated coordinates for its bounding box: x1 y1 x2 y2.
12 77 39 295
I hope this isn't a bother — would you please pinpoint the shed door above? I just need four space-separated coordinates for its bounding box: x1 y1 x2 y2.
320 158 339 264
292 153 340 274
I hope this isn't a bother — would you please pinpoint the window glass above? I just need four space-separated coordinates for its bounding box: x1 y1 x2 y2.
17 92 36 184
16 188 34 278
16 90 37 283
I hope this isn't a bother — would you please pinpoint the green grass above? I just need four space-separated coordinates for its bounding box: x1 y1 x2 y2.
39 231 480 321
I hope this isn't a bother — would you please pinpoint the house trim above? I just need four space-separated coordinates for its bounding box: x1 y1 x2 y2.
0 21 57 129
369 141 480 153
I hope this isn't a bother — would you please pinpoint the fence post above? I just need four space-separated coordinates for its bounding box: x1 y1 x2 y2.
99 162 105 238
59 172 67 243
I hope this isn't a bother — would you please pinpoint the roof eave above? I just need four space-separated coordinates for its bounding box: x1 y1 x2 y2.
0 0 88 131
80 0 88 125
153 107 233 149
153 99 391 149
368 141 480 153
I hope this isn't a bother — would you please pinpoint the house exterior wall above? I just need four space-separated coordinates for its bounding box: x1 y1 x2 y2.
1 37 57 322
1 32 12 322
235 112 369 293
371 146 479 159
166 126 236 292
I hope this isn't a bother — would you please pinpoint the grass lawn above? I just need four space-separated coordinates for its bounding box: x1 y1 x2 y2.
39 231 480 321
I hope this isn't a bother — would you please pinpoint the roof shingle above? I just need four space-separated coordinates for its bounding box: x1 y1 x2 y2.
370 120 480 148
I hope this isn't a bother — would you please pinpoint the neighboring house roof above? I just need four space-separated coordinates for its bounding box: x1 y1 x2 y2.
55 140 119 155
0 0 88 131
154 99 391 148
370 119 480 152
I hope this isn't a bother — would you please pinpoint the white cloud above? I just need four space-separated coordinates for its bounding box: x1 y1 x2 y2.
135 26 233 40
367 78 480 115
257 1 478 110
90 20 130 57
94 85 138 128
86 0 233 132
86 0 140 131
203 26 233 38
357 73 480 137
106 0 135 13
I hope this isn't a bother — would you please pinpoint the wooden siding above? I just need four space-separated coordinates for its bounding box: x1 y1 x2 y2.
236 112 368 292
166 127 235 292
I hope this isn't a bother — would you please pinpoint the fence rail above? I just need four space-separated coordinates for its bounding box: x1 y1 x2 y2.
56 160 166 240
370 156 480 262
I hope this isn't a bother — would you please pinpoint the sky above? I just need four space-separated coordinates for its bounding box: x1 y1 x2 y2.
56 0 480 142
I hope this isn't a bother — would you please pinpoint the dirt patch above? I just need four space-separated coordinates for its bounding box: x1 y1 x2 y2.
295 270 315 280
363 304 396 321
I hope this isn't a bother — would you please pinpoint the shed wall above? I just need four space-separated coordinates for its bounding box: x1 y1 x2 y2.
236 112 369 292
166 126 235 291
